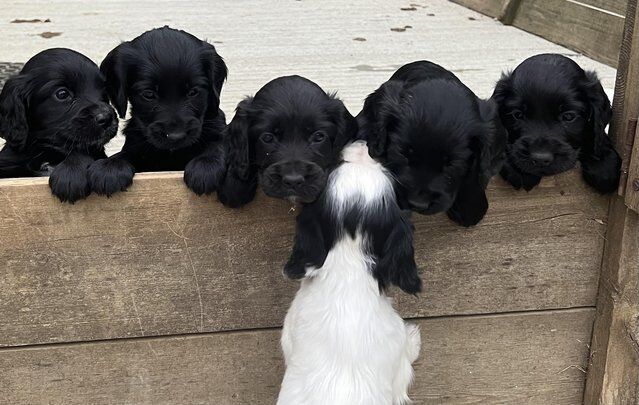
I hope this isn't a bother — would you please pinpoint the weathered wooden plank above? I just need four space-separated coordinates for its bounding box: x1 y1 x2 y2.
579 0 628 16
0 170 608 347
0 309 595 405
512 0 625 66
584 2 639 403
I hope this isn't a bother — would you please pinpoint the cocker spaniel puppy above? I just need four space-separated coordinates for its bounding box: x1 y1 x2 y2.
218 75 358 207
491 53 621 193
279 141 421 405
0 48 118 202
358 61 506 227
89 26 228 196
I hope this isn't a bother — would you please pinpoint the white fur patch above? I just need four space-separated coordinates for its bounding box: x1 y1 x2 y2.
327 141 395 220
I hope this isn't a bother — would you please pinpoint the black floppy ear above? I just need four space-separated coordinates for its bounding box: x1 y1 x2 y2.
360 80 403 158
100 43 132 118
477 98 508 187
284 203 328 280
325 95 358 152
225 97 254 181
374 210 422 294
201 42 228 112
0 74 30 150
579 71 621 194
490 71 512 108
218 97 257 208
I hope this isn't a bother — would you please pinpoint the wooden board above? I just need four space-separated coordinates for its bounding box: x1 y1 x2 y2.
0 170 608 347
512 0 625 67
0 309 595 405
584 2 639 404
579 0 628 16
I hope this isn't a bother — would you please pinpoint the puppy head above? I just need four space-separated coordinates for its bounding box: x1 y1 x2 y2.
101 26 227 150
225 76 357 203
0 48 117 153
492 53 614 178
365 79 496 215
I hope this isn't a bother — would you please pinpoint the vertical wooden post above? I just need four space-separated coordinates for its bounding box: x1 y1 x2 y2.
584 1 639 403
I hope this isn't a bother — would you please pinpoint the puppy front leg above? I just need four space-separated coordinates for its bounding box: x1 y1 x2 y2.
48 151 94 203
87 151 136 197
184 141 226 196
447 173 489 227
284 205 327 280
217 169 257 208
500 158 541 191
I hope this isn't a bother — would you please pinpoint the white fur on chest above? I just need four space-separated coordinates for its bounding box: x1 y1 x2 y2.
277 142 420 405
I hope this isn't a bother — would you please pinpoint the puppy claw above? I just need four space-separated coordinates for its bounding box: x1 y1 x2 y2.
184 156 224 196
88 158 135 196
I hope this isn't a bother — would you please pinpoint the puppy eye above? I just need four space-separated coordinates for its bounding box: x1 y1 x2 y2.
511 109 524 120
187 88 200 98
561 111 577 122
54 88 71 101
260 132 275 144
141 89 157 100
310 131 327 143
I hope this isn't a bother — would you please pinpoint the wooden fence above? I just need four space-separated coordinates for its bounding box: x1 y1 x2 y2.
452 0 628 67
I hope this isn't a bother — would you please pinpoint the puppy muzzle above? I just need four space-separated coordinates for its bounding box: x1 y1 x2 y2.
260 160 327 203
510 136 577 176
147 118 202 150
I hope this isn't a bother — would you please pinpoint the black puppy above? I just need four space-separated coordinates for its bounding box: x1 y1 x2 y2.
358 61 506 227
89 26 228 196
0 48 118 202
219 75 358 207
491 53 621 193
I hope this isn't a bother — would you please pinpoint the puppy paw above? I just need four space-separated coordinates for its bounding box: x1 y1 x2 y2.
217 174 257 208
581 150 621 194
48 158 93 203
500 165 541 191
184 156 224 196
283 257 308 280
88 158 135 196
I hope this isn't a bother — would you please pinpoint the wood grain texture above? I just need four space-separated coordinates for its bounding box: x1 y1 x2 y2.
512 0 625 66
579 0 628 16
0 309 595 405
0 170 608 347
585 2 639 403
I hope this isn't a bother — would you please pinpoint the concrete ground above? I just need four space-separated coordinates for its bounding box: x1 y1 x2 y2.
0 0 617 155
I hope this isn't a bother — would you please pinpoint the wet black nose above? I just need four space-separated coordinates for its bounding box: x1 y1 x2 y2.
282 173 305 188
95 112 113 128
531 151 554 166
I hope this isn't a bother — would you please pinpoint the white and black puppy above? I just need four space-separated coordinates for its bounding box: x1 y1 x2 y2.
279 141 422 405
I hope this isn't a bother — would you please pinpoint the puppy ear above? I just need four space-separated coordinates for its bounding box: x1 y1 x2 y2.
225 97 254 181
284 203 328 280
201 43 228 112
0 74 30 150
325 95 358 152
100 43 131 118
361 80 403 158
490 71 512 107
578 71 621 193
374 210 422 294
477 98 508 187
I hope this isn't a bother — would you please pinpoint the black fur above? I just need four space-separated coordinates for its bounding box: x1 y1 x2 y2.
284 164 422 295
491 53 621 193
218 75 358 207
358 61 506 227
89 26 228 196
0 48 117 202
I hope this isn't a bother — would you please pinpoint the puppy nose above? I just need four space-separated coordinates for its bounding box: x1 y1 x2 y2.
95 112 113 128
166 131 186 141
282 173 305 188
531 151 554 166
